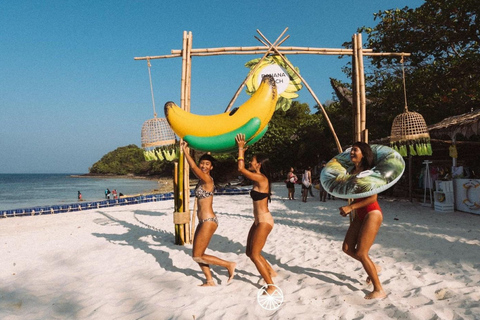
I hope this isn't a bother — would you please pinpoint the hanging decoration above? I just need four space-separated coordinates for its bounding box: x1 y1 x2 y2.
140 58 178 161
143 145 179 162
389 56 432 157
245 55 302 111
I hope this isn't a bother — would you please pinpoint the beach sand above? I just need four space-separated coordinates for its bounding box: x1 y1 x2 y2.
1 183 479 319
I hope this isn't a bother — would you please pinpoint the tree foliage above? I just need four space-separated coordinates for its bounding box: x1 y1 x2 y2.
351 0 480 139
245 101 338 174
89 144 173 176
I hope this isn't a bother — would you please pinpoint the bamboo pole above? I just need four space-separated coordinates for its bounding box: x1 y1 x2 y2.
134 53 181 61
352 35 360 142
172 46 373 54
181 31 188 112
357 34 367 143
134 50 409 61
256 29 343 153
187 51 362 57
174 31 189 245
224 27 290 113
173 162 180 244
183 31 193 244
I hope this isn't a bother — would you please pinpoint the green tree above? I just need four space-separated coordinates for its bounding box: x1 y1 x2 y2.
247 101 336 174
89 144 173 176
353 0 480 137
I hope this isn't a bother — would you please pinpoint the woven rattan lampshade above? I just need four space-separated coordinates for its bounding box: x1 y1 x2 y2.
141 117 176 149
390 111 430 142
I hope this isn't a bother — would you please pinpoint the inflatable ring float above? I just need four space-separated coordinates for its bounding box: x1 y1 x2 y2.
320 144 405 199
462 180 480 210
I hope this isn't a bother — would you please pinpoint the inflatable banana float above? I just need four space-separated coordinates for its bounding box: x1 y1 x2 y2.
165 75 277 152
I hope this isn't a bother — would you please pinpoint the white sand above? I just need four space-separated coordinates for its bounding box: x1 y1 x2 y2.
1 182 479 320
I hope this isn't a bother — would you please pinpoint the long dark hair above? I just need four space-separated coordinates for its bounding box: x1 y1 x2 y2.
255 153 272 202
352 141 374 170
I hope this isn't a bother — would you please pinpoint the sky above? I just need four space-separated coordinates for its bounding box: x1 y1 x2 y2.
0 0 424 174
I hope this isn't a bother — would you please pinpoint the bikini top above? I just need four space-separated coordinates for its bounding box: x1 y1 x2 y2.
195 181 214 199
250 189 269 201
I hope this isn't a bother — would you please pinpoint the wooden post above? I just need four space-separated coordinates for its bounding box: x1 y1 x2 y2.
357 34 367 143
352 35 360 143
174 31 189 245
183 31 193 244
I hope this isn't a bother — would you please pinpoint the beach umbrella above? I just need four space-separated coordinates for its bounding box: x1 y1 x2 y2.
389 56 432 202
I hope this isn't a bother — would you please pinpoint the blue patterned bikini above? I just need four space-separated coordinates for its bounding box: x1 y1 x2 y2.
195 181 218 225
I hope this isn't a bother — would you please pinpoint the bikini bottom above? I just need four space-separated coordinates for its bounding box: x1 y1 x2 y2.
355 202 382 221
198 216 218 225
254 212 274 228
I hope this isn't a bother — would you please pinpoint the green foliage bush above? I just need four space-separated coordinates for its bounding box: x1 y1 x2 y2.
89 144 173 176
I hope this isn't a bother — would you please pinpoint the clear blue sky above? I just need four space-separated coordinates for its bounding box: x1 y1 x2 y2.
0 0 424 173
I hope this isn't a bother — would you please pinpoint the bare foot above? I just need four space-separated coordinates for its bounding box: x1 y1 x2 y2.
199 280 215 287
265 284 277 295
227 262 236 284
365 289 387 300
366 264 382 284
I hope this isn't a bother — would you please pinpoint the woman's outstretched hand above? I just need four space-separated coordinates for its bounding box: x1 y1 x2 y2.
339 205 352 217
180 140 188 151
235 133 246 149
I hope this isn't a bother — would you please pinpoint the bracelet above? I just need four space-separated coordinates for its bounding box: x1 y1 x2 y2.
238 157 244 160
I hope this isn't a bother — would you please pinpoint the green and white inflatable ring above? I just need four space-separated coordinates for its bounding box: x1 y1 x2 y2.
320 144 405 199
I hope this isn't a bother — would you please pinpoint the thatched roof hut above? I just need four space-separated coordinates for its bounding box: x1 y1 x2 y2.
428 109 480 140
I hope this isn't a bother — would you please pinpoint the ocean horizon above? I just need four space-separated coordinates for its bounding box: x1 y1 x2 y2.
0 173 169 211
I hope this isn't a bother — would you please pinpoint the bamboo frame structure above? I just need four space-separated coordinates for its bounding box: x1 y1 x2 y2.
134 28 410 244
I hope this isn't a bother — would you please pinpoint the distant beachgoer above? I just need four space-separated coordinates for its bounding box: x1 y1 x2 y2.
105 188 111 199
78 191 82 200
301 166 312 202
112 189 118 199
339 142 386 300
286 167 297 200
180 141 236 286
235 133 277 295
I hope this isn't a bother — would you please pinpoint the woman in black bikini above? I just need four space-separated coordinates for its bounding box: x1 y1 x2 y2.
181 141 236 286
235 134 277 294
339 142 386 299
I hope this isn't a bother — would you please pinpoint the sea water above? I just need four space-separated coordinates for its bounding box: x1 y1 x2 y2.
0 174 165 211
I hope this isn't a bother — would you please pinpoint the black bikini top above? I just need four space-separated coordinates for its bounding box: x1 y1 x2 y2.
250 189 269 201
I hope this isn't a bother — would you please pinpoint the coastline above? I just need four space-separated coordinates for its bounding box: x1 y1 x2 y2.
71 174 177 197
71 173 171 181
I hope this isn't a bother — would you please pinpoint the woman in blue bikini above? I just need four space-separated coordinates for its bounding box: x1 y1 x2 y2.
235 134 277 294
339 142 386 299
181 141 236 286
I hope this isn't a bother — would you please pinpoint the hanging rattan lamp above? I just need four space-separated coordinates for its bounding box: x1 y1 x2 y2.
390 56 432 157
389 56 432 202
141 116 176 148
141 59 177 151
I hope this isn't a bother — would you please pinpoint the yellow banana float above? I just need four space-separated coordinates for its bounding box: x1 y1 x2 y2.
165 75 277 152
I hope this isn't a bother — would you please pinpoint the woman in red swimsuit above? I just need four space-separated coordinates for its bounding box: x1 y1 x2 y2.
339 142 386 300
235 133 277 295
